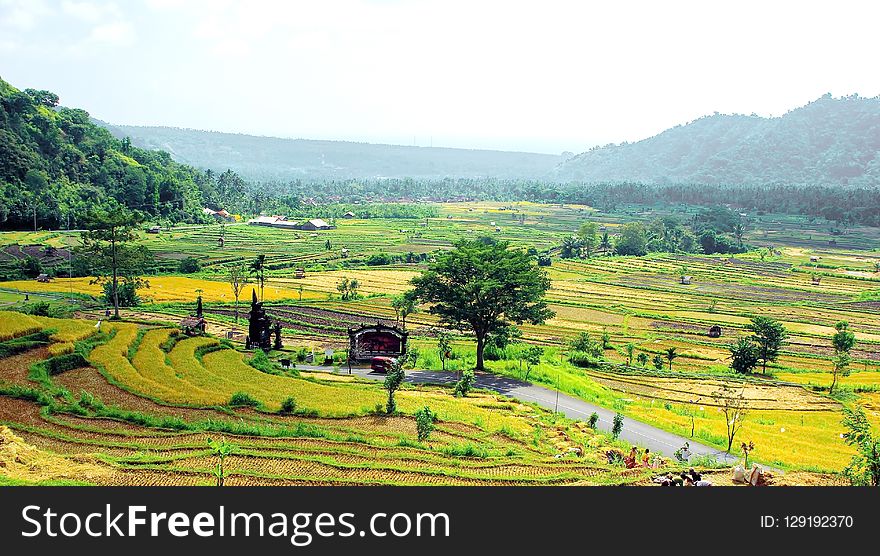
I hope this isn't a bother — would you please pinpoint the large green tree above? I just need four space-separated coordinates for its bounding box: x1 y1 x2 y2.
614 223 648 256
729 337 759 374
578 221 598 258
410 239 554 371
80 204 147 319
746 316 788 374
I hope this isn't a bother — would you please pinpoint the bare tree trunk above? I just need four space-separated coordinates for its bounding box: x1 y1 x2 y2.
475 334 486 371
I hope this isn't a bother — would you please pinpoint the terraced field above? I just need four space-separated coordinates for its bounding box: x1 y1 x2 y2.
0 312 650 486
1 203 878 476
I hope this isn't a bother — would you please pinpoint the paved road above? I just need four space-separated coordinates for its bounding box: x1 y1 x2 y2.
307 365 742 466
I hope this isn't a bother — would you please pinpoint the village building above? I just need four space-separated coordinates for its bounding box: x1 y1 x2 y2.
300 218 334 231
248 215 301 230
342 211 356 218
680 275 692 285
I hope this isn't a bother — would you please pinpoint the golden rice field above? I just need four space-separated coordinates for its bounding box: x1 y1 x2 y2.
0 312 655 486
0 276 326 303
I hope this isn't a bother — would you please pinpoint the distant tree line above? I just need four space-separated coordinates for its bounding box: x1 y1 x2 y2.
560 206 749 258
3 75 877 231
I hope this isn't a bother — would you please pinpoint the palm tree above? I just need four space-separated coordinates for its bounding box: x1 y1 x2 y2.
665 347 679 371
560 236 582 259
599 232 612 256
625 343 635 366
733 222 746 248
249 254 266 301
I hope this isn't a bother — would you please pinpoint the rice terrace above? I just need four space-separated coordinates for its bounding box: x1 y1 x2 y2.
2 198 878 487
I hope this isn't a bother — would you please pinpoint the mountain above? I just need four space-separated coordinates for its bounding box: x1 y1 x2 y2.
554 95 880 187
100 124 563 182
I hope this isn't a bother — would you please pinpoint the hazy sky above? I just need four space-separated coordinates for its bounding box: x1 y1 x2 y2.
2 0 879 153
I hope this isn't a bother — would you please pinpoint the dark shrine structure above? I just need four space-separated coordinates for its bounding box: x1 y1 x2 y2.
245 289 279 351
708 325 723 338
180 295 207 336
348 323 408 362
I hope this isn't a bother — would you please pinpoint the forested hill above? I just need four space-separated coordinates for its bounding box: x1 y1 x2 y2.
100 124 563 181
554 95 880 187
0 76 218 230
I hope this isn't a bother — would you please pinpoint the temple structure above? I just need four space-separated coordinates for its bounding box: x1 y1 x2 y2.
180 295 207 335
245 289 273 350
347 323 408 362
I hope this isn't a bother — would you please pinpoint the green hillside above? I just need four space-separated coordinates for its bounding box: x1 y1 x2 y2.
0 76 219 230
555 95 880 187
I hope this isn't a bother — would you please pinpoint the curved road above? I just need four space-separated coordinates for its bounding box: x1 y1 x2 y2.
318 365 742 466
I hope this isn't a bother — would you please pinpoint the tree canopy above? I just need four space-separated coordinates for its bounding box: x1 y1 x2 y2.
410 239 554 371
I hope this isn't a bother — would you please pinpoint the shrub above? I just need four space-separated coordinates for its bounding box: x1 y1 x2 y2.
178 257 202 274
366 253 392 266
20 301 51 316
384 360 406 414
229 392 260 408
568 350 600 368
279 396 297 415
454 369 475 397
101 280 141 307
19 256 43 278
44 353 89 375
415 406 436 442
588 412 599 429
443 443 488 458
248 349 277 374
611 413 624 439
77 391 105 412
483 343 503 361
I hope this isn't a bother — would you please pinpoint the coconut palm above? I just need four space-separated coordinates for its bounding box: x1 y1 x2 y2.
665 347 679 370
599 232 612 256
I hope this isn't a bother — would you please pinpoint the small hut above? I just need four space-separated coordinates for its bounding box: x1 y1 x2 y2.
708 325 723 338
341 248 349 258
35 273 51 283
295 268 306 279
342 211 356 219
809 256 820 263
812 275 822 285
680 275 692 285
217 236 225 248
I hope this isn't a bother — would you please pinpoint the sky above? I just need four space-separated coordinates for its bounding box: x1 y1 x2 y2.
1 0 879 154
